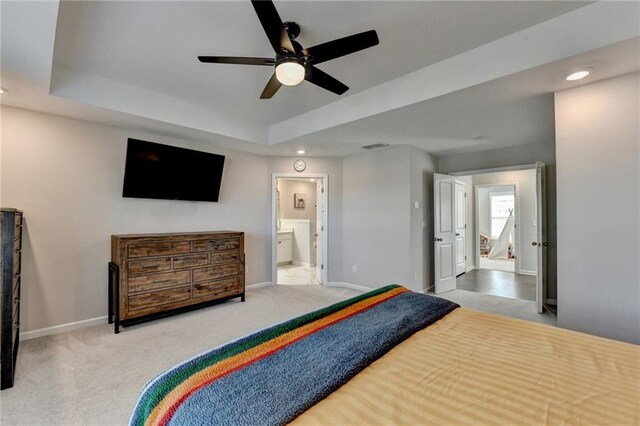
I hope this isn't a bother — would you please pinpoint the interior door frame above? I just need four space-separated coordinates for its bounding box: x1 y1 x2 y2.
271 173 329 286
450 163 544 311
474 182 521 275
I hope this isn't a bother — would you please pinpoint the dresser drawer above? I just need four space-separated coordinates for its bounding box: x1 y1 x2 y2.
128 286 191 312
128 270 190 293
193 277 241 301
111 231 245 331
192 239 240 252
173 254 209 270
193 263 240 283
210 250 241 265
128 241 191 258
127 257 172 275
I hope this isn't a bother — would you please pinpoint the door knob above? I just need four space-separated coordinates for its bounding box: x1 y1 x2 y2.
455 233 460 236
531 242 538 246
542 242 549 247
433 238 443 242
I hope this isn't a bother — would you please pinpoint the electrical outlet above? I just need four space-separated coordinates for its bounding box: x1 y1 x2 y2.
352 265 358 273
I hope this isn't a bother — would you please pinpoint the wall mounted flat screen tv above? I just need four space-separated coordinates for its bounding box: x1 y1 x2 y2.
122 138 225 202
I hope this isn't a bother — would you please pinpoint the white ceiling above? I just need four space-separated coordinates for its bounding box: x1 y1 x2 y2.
2 1 639 158
52 1 587 124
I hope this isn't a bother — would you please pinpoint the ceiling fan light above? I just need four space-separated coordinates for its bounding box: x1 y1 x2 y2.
275 60 305 86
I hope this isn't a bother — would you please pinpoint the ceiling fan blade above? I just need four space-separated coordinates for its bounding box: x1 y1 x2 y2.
251 0 295 54
260 72 283 99
198 56 275 66
302 30 379 65
306 66 349 95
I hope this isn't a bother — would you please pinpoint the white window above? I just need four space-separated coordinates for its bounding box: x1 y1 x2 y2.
490 193 514 238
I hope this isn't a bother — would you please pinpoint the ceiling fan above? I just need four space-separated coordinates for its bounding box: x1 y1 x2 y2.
198 0 379 99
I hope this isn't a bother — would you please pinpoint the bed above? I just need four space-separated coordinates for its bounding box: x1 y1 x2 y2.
131 286 639 425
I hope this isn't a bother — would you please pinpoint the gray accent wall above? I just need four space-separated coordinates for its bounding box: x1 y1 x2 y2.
1 106 272 332
341 146 436 293
555 72 639 344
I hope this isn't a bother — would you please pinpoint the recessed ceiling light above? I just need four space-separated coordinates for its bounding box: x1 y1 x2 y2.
0 87 8 94
310 179 315 182
296 149 306 154
565 68 592 81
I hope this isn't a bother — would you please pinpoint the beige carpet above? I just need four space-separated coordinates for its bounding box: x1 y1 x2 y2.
1 285 554 425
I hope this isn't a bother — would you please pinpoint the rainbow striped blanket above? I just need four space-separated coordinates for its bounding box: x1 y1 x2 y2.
130 285 458 426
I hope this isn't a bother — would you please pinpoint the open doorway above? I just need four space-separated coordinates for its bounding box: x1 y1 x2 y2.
434 163 546 313
477 184 517 274
272 174 327 286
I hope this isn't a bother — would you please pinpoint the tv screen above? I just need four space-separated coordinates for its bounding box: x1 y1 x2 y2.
122 138 225 202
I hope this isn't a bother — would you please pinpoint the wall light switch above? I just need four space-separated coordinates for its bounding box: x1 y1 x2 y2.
414 201 420 209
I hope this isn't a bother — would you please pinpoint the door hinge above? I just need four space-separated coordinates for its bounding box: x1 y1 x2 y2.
464 224 467 229
321 226 324 231
464 193 467 198
321 188 325 194
465 255 467 260
321 264 324 270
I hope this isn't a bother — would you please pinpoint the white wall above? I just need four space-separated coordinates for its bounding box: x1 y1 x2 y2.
437 140 557 298
1 106 272 332
267 157 343 283
555 72 639 344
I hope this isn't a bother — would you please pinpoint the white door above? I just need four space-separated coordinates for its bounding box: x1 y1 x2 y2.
434 173 456 293
315 179 324 284
534 162 546 313
455 181 467 276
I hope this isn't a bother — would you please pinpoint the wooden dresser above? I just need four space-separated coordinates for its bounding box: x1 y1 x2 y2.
1 209 23 390
109 231 244 333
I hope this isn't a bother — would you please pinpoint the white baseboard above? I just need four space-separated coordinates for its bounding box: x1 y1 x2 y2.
246 281 274 290
465 265 476 273
519 270 537 276
326 282 373 292
20 315 108 341
292 261 312 268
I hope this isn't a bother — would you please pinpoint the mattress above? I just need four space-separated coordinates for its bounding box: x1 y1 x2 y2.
293 308 640 425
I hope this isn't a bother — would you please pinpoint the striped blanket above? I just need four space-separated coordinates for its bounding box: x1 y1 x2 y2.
130 285 459 426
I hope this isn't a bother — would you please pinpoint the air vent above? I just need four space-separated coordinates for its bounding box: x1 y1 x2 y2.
361 143 389 150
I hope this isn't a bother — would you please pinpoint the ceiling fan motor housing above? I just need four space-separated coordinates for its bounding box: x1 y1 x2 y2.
283 21 301 40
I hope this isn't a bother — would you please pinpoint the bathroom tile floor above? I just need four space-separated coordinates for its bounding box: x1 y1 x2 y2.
277 264 320 285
